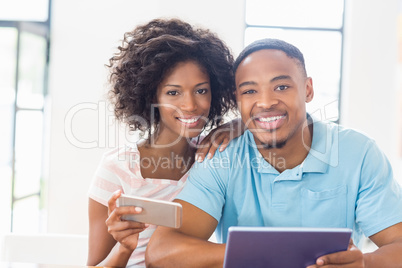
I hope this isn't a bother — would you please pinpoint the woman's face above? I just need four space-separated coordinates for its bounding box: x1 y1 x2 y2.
156 60 211 140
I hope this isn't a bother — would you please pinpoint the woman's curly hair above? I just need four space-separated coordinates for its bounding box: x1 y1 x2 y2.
107 18 236 137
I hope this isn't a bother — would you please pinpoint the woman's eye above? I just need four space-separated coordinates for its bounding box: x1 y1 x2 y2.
167 90 179 96
276 85 289 91
196 88 208 94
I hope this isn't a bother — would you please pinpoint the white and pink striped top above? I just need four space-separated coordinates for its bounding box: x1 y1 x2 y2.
88 142 189 267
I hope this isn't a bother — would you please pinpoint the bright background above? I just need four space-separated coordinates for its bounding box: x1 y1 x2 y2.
0 0 401 236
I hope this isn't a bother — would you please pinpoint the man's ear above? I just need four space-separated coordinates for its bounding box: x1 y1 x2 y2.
234 86 242 101
305 77 314 103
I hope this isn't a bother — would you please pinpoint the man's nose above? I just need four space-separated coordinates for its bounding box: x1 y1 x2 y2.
256 89 279 109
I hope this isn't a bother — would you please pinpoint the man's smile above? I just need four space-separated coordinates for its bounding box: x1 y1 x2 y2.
253 113 286 130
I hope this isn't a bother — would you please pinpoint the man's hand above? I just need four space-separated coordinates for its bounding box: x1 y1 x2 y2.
306 240 364 268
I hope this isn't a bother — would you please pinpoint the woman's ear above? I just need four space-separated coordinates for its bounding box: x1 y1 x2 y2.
305 77 314 103
152 91 158 105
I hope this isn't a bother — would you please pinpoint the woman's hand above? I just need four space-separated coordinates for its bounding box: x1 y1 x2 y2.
195 118 245 162
106 190 148 253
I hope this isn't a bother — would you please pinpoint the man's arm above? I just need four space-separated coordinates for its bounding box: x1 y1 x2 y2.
364 222 402 267
145 200 226 268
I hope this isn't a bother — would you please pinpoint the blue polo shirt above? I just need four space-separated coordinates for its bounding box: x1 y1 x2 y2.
176 118 402 247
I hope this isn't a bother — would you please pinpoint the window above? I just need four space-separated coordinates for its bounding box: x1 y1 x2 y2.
0 0 51 233
244 0 345 121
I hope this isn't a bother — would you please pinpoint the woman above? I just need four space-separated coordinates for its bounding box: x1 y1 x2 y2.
87 18 239 267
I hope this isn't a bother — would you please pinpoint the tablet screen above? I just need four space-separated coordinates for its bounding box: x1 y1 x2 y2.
223 226 352 268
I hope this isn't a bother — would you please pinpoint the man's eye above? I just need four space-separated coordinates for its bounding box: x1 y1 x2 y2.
276 85 289 91
167 91 178 96
196 88 208 94
242 89 256 95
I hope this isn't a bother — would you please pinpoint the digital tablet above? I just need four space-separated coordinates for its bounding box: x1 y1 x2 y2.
223 226 352 268
117 194 182 228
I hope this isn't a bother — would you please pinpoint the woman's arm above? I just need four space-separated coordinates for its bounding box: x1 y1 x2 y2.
196 117 245 161
87 198 117 266
87 191 148 267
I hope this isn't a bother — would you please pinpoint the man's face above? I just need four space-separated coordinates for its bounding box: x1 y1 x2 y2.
235 49 313 149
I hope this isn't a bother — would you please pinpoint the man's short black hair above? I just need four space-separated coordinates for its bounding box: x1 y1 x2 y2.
233 38 307 76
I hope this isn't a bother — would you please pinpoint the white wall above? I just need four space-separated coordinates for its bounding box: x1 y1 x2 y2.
47 0 245 234
47 0 402 235
341 0 402 181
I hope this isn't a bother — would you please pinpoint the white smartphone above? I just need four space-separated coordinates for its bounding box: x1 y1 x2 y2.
117 194 182 228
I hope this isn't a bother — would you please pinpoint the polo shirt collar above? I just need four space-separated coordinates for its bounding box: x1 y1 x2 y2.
247 114 333 175
302 115 332 174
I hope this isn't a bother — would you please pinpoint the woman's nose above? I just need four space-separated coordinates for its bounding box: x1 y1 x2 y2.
180 94 197 112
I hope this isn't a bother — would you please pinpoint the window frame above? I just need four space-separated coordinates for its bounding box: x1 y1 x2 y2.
0 0 51 232
243 0 346 123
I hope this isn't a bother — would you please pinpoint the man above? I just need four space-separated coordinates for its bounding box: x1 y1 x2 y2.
146 39 402 267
